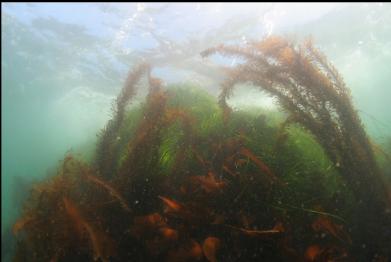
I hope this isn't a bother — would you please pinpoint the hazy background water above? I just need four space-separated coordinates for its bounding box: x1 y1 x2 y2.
2 3 391 260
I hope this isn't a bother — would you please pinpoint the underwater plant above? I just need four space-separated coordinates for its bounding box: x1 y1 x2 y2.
11 36 391 262
201 35 391 259
95 63 151 179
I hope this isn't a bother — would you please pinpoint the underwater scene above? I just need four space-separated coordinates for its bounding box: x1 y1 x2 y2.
2 3 391 262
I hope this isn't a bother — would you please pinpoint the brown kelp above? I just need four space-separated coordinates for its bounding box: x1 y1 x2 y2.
12 36 391 261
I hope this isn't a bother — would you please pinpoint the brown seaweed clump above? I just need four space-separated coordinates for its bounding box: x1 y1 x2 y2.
11 36 391 261
95 63 151 179
202 35 391 258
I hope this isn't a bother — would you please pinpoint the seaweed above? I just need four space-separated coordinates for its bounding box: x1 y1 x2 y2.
202 237 221 262
63 197 117 262
95 63 151 179
202 35 391 258
12 35 391 261
82 172 131 213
